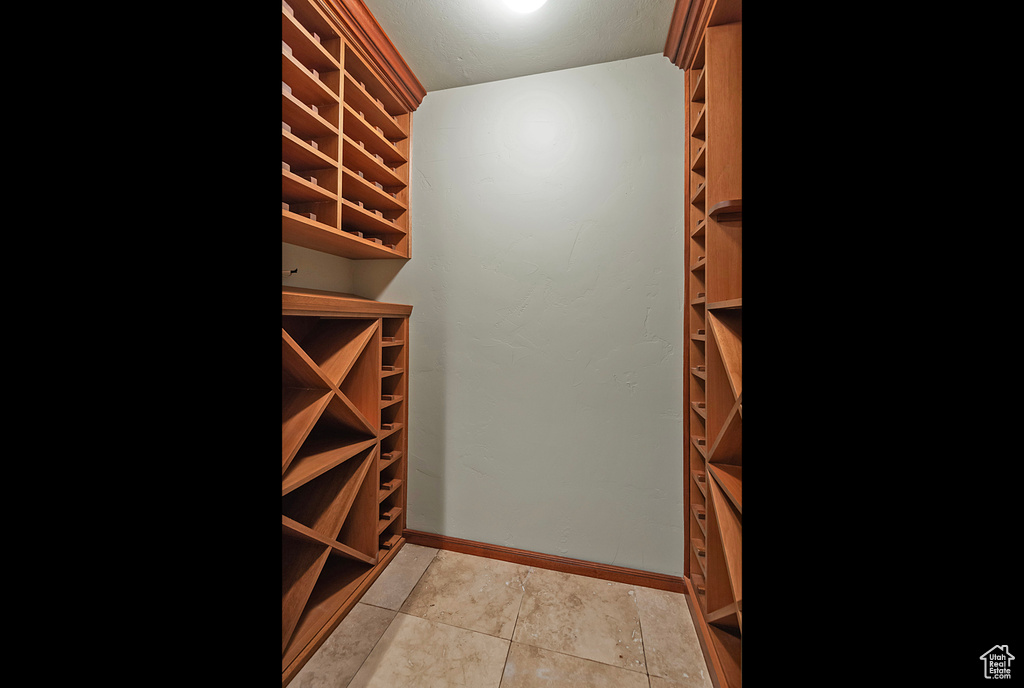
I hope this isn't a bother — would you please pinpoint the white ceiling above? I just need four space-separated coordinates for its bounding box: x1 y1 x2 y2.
362 0 678 92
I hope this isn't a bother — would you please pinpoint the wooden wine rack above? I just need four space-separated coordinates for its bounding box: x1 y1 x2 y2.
282 286 411 685
668 1 742 686
282 0 422 259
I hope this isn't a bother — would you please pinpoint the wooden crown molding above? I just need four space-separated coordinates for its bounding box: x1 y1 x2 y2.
663 0 705 68
320 0 426 112
664 0 742 70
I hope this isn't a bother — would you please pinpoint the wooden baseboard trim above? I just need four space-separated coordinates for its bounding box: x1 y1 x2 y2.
402 529 686 594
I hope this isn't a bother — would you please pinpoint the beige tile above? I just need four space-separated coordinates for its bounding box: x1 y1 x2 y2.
635 586 710 687
511 567 646 674
499 642 649 688
347 612 510 688
650 676 710 688
289 603 397 688
399 549 530 639
360 543 439 611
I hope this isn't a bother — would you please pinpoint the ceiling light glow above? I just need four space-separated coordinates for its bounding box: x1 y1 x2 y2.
503 0 547 13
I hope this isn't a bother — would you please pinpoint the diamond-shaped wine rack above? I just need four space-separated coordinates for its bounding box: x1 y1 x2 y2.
282 317 382 665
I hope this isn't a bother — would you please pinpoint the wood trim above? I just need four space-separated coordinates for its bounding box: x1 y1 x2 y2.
282 286 413 318
664 0 694 66
319 0 426 111
681 65 693 585
403 529 687 594
683 576 727 688
665 0 742 70
708 198 742 221
663 0 708 68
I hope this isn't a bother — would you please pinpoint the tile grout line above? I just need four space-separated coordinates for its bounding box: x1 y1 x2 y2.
342 545 442 688
510 638 653 679
362 552 532 645
357 546 441 613
506 567 654 680
347 549 669 686
633 584 654 687
496 565 532 687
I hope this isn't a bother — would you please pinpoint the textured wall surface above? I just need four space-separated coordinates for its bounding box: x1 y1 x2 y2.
282 242 354 293
353 53 688 576
362 0 678 91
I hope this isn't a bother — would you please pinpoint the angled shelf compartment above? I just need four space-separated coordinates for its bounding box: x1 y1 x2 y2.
282 433 378 497
281 444 377 547
282 549 377 672
341 133 405 186
283 90 339 147
282 329 337 473
282 50 341 110
708 463 741 513
707 394 742 468
283 515 376 566
706 476 742 622
296 319 377 383
282 537 332 655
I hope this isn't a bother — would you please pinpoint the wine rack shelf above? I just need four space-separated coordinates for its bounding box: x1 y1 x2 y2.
282 286 411 685
282 0 421 260
676 4 742 688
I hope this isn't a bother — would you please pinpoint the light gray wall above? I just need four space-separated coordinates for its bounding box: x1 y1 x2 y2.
282 242 354 293
292 53 688 576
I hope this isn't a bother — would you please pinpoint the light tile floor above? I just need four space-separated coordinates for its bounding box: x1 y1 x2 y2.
291 544 710 688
